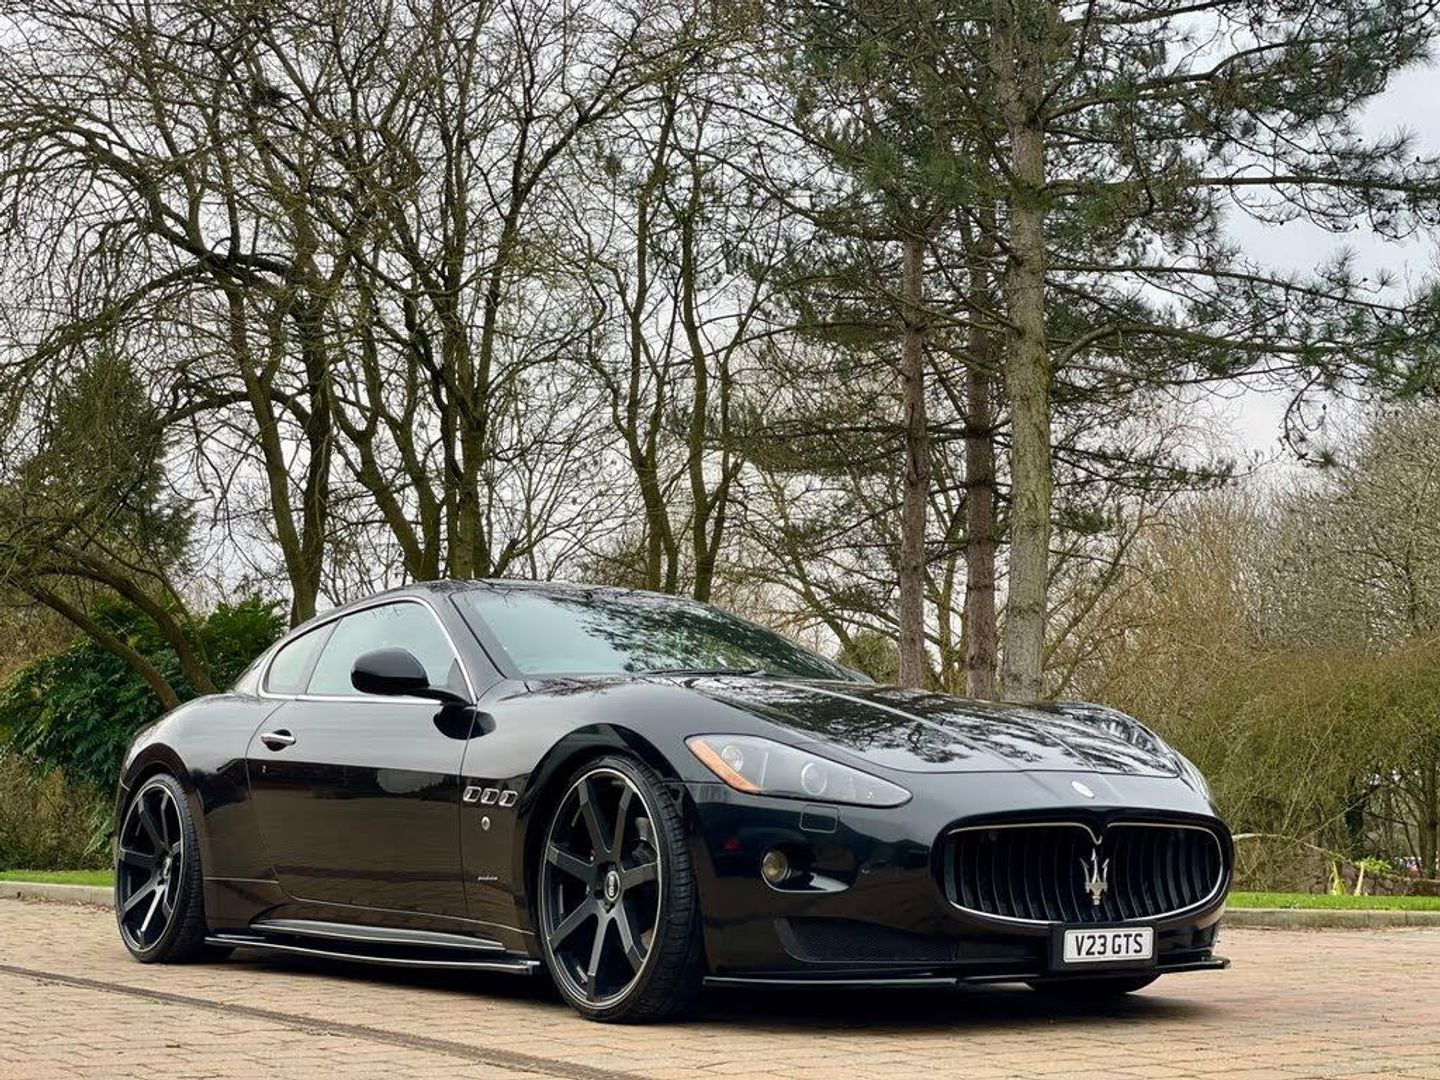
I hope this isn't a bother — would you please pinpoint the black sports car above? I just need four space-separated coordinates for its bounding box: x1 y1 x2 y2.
114 580 1231 1022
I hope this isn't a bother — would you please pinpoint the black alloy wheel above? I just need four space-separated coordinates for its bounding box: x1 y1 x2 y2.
115 773 215 962
537 756 702 1021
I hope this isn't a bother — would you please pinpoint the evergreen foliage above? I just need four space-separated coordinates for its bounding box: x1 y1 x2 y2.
0 598 282 791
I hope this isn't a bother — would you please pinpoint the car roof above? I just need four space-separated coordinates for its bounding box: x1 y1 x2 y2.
419 578 666 598
328 578 684 611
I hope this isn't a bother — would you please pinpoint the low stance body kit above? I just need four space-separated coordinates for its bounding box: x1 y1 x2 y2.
116 580 1230 1021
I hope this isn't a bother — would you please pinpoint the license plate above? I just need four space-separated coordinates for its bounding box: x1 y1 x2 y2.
1060 926 1154 965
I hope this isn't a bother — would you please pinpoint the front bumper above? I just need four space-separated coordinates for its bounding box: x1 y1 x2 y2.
682 770 1231 984
704 957 1230 990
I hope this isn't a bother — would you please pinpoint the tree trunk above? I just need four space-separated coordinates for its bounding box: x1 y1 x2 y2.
1423 755 1439 879
994 0 1053 701
292 300 333 624
964 311 999 700
453 428 483 580
682 171 717 603
897 234 930 689
226 290 321 626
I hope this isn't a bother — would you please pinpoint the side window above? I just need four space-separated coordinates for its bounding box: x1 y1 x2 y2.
264 625 332 695
306 602 467 698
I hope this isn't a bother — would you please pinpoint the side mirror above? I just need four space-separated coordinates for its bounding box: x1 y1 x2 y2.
351 648 465 704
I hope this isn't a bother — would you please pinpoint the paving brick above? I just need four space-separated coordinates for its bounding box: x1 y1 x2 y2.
2 898 1438 1079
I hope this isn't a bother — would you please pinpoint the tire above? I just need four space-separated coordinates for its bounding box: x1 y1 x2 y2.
114 772 217 963
535 754 704 1022
1026 974 1159 997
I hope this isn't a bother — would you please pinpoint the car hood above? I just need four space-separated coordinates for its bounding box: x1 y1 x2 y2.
661 677 1181 777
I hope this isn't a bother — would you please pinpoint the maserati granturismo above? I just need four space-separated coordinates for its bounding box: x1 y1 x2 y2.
114 580 1231 1021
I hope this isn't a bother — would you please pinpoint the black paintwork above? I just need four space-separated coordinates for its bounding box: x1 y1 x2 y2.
351 646 460 701
117 580 1232 984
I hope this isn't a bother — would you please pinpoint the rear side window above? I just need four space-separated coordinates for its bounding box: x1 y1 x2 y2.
263 625 332 694
306 602 467 697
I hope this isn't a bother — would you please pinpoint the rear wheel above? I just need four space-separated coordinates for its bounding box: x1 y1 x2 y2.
1027 974 1159 997
536 755 703 1022
115 773 215 963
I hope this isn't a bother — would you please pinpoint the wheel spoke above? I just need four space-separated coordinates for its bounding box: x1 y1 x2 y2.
159 796 175 847
613 903 647 972
138 884 165 935
118 847 152 873
618 858 657 891
551 898 598 947
576 779 611 856
137 799 164 853
611 786 633 861
120 877 157 918
546 843 597 886
585 911 612 999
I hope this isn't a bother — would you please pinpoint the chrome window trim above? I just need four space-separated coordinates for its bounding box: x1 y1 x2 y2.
257 596 476 705
940 818 1228 927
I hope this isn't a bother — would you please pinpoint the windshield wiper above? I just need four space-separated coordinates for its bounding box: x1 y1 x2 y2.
636 666 796 679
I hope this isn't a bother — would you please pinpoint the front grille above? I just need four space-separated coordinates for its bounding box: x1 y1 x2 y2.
941 821 1225 924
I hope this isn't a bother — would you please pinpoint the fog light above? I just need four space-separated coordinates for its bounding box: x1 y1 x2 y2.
760 848 791 885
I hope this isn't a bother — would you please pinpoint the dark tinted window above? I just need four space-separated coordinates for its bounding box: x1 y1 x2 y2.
459 588 855 680
264 625 331 694
308 602 467 697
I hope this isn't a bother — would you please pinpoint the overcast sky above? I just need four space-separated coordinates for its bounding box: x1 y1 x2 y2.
1213 60 1440 466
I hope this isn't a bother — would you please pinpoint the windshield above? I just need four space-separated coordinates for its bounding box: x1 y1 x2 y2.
459 587 858 681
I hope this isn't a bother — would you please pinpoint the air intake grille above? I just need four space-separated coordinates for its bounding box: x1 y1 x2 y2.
777 918 963 964
942 822 1225 924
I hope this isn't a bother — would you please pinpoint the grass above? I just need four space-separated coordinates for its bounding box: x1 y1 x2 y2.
1229 890 1440 911
1 875 1435 908
0 868 114 887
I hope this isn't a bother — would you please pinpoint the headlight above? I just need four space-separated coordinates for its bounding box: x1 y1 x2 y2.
686 735 911 807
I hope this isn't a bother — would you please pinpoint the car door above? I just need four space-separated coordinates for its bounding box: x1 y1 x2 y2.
246 598 477 917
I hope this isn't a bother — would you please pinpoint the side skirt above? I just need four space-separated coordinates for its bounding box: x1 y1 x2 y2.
249 918 509 954
206 919 541 975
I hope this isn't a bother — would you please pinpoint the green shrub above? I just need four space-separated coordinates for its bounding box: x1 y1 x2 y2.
0 754 111 871
0 595 283 792
836 629 900 683
1105 641 1440 886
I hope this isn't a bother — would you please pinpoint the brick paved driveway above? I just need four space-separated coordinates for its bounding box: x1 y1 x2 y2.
2 898 1436 1080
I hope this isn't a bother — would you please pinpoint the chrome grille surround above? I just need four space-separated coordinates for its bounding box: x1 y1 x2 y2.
940 819 1228 926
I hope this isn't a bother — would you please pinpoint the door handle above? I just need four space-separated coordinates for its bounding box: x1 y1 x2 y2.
260 729 296 750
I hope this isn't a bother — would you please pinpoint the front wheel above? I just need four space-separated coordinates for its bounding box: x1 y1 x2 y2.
1027 974 1159 998
536 755 704 1022
115 773 215 962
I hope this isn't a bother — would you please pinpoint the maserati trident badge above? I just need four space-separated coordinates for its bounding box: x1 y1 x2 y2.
1080 847 1110 907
